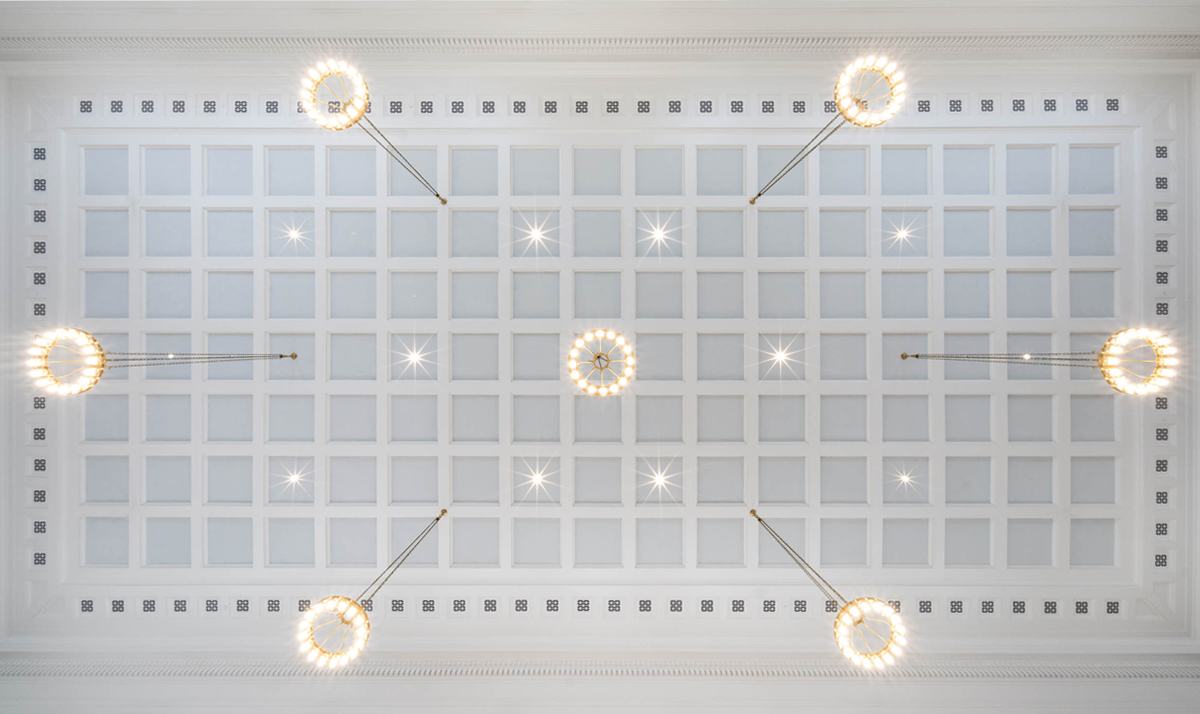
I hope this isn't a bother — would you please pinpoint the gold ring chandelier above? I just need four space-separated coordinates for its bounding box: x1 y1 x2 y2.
297 595 370 668
27 328 295 395
298 509 445 667
752 511 907 668
569 330 635 396
300 60 446 204
901 328 1179 396
751 56 906 204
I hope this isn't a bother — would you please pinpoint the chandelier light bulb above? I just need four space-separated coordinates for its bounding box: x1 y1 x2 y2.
569 329 634 396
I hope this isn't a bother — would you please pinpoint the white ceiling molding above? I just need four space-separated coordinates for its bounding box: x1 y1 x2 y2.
1 654 1198 680
2 34 1200 58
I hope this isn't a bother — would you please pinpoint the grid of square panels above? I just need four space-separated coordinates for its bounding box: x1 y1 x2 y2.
69 131 1130 577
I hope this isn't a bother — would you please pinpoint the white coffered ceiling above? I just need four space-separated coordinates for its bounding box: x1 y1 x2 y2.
1 1 1198 711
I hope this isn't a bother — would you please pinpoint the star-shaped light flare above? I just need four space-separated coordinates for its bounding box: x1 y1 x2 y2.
885 461 924 500
514 211 560 258
273 458 314 501
513 456 561 505
636 211 683 258
636 455 684 505
757 334 806 381
882 214 926 256
391 335 438 380
277 219 313 254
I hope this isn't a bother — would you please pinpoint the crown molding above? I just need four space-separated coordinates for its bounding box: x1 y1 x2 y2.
1 654 1198 680
1 34 1200 59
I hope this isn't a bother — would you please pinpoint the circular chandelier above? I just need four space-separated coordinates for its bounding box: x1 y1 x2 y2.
752 510 907 668
300 61 369 131
27 328 295 396
833 56 905 128
569 330 635 396
751 55 906 204
297 509 445 667
1099 329 1177 395
297 595 370 668
299 60 446 204
834 597 906 667
900 327 1179 396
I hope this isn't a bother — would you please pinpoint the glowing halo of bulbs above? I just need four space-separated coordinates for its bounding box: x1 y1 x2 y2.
27 328 106 395
1099 328 1177 395
833 597 906 668
297 595 371 668
568 329 635 396
833 56 906 128
300 60 370 131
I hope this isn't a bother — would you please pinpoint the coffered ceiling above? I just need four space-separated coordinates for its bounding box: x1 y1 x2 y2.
1 1 1198 712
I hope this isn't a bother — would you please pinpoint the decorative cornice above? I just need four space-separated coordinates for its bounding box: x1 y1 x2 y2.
1 34 1200 57
1 656 1198 680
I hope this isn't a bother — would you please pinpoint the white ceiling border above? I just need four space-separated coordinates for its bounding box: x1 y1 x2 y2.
1 34 1200 58
1 653 1198 679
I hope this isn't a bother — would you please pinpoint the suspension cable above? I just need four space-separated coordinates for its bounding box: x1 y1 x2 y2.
751 113 846 204
752 510 847 606
356 509 446 603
